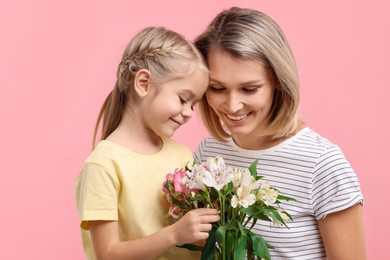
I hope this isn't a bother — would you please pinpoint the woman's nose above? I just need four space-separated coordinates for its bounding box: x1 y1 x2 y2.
225 93 244 113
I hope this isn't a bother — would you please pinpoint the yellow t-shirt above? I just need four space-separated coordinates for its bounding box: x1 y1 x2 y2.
75 138 200 260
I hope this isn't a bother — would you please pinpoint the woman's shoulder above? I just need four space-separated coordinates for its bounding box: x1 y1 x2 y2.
292 127 339 150
289 127 350 165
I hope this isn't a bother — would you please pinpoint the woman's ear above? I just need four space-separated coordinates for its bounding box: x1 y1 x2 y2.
134 69 151 98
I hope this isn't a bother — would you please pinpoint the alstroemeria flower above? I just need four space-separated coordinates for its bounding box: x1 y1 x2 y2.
272 209 290 226
257 181 279 206
162 173 174 194
231 169 261 208
182 163 206 190
172 168 192 198
232 168 244 191
202 156 233 190
168 205 182 219
232 187 256 208
242 169 261 190
162 156 295 259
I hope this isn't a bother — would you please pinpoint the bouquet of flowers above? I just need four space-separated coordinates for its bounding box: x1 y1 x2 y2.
162 156 295 260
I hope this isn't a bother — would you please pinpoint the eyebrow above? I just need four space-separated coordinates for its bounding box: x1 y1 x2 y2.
181 89 196 96
180 89 203 101
210 78 264 86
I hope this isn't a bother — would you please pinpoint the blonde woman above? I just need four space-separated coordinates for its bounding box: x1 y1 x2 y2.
75 27 219 260
194 7 366 259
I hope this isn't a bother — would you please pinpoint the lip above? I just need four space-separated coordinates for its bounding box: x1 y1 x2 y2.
224 112 251 123
170 118 183 127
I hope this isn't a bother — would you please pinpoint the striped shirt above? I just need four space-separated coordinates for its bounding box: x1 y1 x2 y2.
194 127 363 259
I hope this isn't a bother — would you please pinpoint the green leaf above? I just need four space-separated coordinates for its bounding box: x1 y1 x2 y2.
264 208 288 227
165 182 184 208
201 227 216 260
281 210 293 221
215 225 226 245
240 205 272 222
226 181 233 195
177 243 203 251
247 230 272 260
246 232 254 260
277 194 296 201
226 229 234 258
234 233 247 260
248 159 260 178
189 194 204 201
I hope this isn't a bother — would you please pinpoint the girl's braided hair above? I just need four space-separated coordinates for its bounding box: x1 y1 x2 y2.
93 27 207 147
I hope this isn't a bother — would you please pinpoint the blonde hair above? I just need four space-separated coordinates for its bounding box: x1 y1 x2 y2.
195 7 303 142
93 27 207 147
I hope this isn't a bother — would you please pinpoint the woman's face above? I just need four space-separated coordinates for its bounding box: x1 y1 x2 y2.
206 50 276 147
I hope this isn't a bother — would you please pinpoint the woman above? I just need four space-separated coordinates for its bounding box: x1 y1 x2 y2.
194 7 366 259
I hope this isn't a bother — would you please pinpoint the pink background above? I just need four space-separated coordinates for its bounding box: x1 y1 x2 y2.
1 0 389 259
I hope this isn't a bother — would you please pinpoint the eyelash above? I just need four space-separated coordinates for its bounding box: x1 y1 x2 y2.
180 97 194 111
243 88 259 93
209 86 259 94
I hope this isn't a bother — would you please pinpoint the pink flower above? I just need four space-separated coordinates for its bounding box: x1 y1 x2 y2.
162 173 174 194
168 205 182 219
173 168 192 198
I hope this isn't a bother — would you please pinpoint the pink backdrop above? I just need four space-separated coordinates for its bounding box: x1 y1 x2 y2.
1 0 389 259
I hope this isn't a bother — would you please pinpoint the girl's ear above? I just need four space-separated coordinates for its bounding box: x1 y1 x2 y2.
134 69 151 97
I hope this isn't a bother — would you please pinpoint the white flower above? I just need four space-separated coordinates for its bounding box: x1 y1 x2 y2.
257 181 279 206
182 163 206 189
241 169 262 190
232 168 244 191
273 209 290 226
202 156 233 190
231 169 261 208
231 187 256 208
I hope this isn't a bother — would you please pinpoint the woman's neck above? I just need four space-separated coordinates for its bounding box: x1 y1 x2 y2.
232 133 288 151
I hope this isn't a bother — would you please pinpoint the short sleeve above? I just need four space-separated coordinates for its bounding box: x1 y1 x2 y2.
75 162 120 230
194 138 206 163
311 145 364 220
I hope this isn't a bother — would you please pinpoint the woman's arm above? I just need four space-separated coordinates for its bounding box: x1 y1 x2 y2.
89 208 220 260
318 204 366 260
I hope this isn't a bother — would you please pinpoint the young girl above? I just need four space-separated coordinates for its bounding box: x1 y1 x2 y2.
75 27 220 260
194 7 366 259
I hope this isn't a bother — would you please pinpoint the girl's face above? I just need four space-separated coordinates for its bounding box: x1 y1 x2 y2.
206 50 276 148
142 68 209 138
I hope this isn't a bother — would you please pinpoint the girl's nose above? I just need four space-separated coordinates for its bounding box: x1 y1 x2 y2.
181 105 193 118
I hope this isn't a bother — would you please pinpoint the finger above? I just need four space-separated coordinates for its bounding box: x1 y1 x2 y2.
194 208 219 215
199 223 213 232
200 214 220 224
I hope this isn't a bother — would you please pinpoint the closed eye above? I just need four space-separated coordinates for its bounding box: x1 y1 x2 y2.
209 85 225 93
179 97 187 104
242 87 260 93
180 97 195 111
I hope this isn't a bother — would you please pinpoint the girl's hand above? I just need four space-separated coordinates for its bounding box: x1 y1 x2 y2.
172 208 220 246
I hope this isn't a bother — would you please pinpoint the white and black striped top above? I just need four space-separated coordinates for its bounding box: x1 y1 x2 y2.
194 127 363 260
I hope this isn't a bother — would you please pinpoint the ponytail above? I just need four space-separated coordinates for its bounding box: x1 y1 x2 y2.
93 84 126 148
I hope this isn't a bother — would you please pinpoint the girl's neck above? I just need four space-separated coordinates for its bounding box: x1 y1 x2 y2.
105 110 163 155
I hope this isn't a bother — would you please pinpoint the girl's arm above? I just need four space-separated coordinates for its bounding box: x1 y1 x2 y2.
318 204 366 260
89 208 220 260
